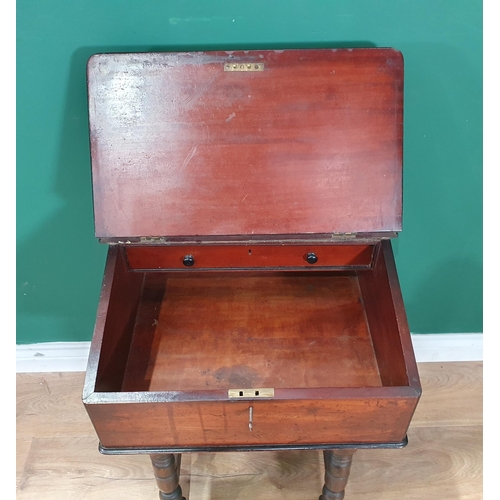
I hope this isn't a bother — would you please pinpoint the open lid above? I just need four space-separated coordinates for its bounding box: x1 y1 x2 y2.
87 49 403 241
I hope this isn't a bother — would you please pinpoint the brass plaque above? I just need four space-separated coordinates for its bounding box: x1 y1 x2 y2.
224 62 264 72
228 388 275 398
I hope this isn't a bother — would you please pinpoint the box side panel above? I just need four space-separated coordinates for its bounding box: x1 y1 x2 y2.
357 240 421 392
85 246 145 393
87 48 403 238
84 396 417 449
380 240 421 391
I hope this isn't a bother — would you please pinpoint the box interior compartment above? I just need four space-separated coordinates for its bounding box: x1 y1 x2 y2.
93 243 410 396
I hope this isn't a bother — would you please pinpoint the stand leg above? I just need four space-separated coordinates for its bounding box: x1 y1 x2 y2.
319 449 356 500
150 453 185 500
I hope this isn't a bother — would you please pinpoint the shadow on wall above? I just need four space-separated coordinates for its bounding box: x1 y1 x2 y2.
17 41 376 343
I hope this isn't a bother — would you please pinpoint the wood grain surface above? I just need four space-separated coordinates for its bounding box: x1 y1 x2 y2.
88 49 403 239
122 273 381 392
17 362 482 499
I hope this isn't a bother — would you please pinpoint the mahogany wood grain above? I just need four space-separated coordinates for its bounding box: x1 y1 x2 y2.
121 272 381 392
84 246 144 393
124 244 374 270
87 49 403 239
357 240 421 391
84 396 416 449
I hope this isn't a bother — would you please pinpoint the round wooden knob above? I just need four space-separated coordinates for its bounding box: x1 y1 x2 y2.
183 255 195 267
306 252 318 264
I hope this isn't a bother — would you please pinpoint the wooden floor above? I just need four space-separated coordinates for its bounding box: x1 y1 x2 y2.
16 362 482 499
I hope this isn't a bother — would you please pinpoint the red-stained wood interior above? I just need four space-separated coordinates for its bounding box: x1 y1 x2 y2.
91 243 414 396
88 49 403 239
121 272 382 392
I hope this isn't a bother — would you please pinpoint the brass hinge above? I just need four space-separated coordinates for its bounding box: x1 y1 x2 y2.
139 236 167 244
331 232 357 240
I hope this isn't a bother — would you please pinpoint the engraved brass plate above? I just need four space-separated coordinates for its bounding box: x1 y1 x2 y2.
228 388 275 398
224 62 264 72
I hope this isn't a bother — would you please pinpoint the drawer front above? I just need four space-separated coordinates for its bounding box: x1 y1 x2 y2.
85 396 417 450
125 244 374 270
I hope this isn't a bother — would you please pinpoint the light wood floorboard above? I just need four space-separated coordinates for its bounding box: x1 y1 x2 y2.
16 362 482 499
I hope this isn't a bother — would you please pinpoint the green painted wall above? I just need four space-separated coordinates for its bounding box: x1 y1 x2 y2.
17 0 482 343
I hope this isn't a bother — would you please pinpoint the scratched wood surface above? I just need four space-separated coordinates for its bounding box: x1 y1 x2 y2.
88 49 403 239
17 361 482 499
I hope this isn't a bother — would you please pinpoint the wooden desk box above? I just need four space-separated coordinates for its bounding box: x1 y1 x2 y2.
83 49 421 499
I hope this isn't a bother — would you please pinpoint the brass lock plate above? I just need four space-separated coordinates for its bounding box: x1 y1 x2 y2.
228 388 275 398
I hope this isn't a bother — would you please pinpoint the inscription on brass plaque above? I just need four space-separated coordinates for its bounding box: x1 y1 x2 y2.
224 62 264 72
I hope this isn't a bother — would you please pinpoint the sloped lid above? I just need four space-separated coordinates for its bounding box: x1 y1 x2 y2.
87 49 403 240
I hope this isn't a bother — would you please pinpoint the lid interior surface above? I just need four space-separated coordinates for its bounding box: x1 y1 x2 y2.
87 49 403 239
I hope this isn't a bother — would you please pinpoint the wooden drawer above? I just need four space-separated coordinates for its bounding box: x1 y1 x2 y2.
124 244 375 271
83 240 420 451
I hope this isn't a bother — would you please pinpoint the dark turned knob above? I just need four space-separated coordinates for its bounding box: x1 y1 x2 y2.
182 255 195 267
306 252 318 264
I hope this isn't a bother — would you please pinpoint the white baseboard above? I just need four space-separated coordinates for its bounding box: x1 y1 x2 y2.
16 333 483 373
410 333 482 362
16 342 92 373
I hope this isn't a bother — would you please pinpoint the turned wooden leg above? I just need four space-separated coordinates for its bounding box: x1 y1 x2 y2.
150 453 185 500
319 449 356 500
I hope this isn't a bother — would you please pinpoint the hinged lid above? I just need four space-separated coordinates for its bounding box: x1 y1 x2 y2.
87 48 403 241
